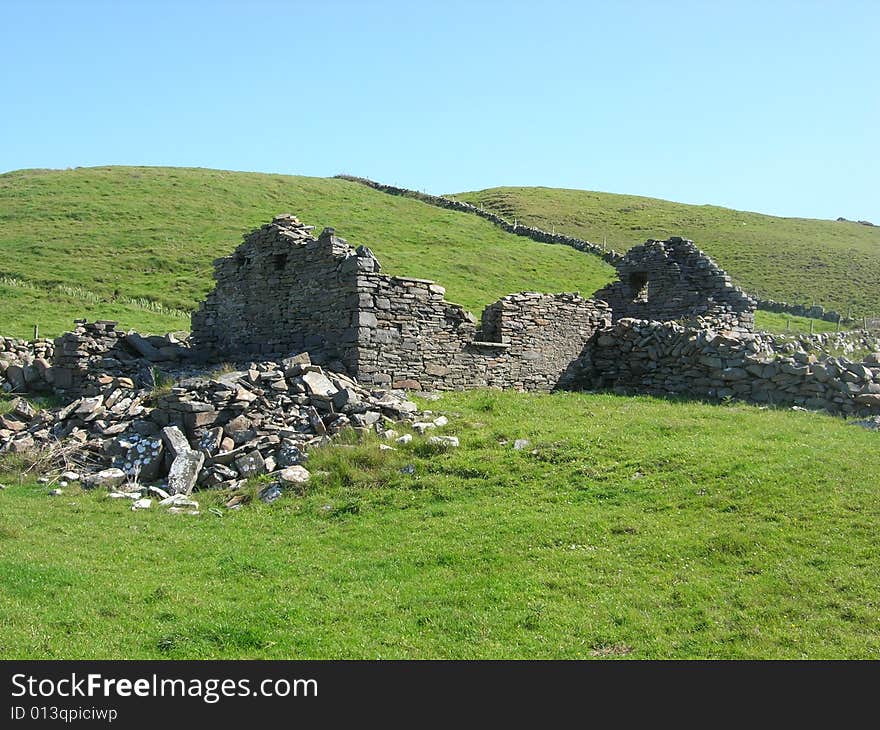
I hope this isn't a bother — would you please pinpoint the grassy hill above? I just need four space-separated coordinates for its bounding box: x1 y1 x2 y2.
0 167 854 339
2 167 878 660
0 167 615 338
453 186 880 317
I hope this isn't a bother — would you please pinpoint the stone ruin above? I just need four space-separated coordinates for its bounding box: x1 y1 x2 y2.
593 237 755 332
190 215 758 392
2 212 880 505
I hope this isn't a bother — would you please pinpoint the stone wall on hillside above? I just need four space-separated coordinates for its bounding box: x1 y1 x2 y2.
593 237 756 332
334 174 622 265
583 318 880 415
338 174 848 324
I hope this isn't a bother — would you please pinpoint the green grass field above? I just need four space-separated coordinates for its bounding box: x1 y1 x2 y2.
0 166 847 340
0 167 615 339
2 167 876 659
453 186 880 317
1 390 877 659
753 310 840 334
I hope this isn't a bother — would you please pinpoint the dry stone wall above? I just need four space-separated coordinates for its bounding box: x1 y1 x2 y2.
335 174 622 264
476 292 610 391
52 320 192 397
355 280 609 390
190 215 361 369
0 336 54 392
338 174 849 324
586 318 880 415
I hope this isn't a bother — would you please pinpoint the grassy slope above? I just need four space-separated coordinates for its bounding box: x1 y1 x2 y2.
0 167 615 338
453 186 880 316
754 310 839 335
1 390 878 659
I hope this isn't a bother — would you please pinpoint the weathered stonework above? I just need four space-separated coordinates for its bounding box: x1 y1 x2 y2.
190 214 611 391
191 216 360 368
584 318 880 414
52 320 192 397
594 237 755 332
0 336 54 392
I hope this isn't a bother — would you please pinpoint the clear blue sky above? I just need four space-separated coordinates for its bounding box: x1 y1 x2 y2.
2 0 877 221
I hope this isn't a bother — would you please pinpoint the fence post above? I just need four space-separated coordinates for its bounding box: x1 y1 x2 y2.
810 319 814 334
33 323 38 341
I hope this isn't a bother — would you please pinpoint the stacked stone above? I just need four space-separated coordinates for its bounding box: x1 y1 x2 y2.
354 274 490 389
0 352 421 496
0 336 54 392
478 292 611 390
354 272 611 391
52 320 127 394
754 297 844 324
191 215 359 368
768 330 880 360
594 238 756 332
52 320 192 396
587 318 880 415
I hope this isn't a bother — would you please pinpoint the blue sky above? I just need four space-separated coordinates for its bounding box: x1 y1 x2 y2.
2 0 877 221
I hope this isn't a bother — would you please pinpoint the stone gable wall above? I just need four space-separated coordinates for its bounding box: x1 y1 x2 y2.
591 237 755 332
190 216 361 369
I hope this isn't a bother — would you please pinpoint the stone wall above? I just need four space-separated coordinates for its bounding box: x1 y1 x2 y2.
594 237 755 332
334 174 622 264
338 174 850 324
190 215 361 369
52 320 192 397
190 214 610 392
477 292 610 391
586 318 880 415
354 280 610 390
0 336 54 392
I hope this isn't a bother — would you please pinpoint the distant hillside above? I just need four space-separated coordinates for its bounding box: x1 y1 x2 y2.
0 167 614 338
453 186 880 317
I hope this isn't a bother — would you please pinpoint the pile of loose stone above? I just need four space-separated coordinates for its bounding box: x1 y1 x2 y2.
0 352 431 512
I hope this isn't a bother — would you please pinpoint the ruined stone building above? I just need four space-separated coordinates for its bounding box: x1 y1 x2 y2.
190 214 756 392
593 237 755 332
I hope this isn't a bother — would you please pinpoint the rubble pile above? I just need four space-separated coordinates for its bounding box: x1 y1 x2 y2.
0 352 423 506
